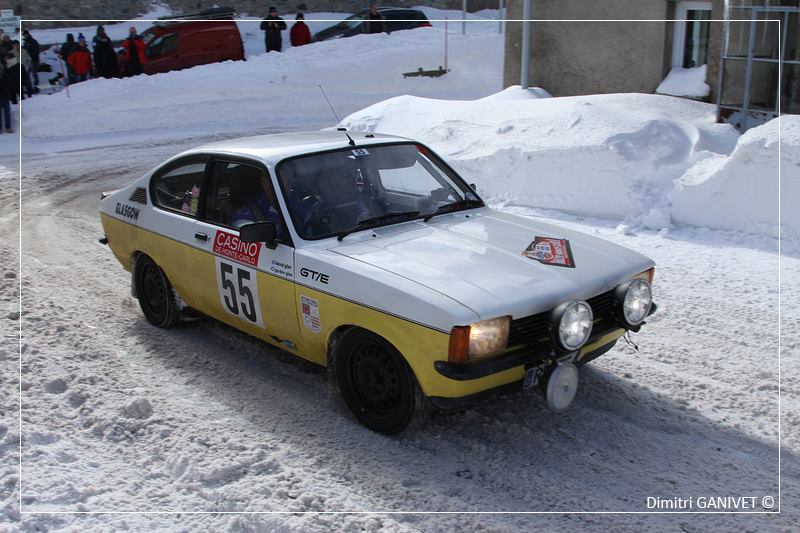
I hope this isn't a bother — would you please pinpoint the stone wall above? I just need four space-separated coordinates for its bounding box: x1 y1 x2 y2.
503 0 723 101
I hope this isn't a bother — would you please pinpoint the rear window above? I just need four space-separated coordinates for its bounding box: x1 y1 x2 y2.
151 161 206 217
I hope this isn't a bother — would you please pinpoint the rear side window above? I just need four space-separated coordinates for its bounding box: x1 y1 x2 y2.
151 161 206 217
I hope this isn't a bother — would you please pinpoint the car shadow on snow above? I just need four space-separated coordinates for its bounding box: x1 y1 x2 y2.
123 315 795 517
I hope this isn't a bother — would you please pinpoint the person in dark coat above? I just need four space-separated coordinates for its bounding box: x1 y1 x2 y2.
92 25 118 78
0 55 14 132
290 13 311 47
364 2 387 34
122 26 146 76
22 30 40 88
67 36 92 82
59 33 77 83
260 7 287 52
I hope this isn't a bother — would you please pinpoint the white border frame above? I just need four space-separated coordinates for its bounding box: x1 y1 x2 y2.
14 15 784 518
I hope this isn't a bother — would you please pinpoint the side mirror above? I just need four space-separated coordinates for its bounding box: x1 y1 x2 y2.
469 183 477 191
239 221 277 249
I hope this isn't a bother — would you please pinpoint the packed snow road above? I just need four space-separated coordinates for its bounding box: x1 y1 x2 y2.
3 139 798 531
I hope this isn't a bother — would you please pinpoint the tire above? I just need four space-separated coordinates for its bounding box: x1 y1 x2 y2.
334 329 416 434
134 254 179 328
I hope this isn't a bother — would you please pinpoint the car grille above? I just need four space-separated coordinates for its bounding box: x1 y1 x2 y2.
507 289 618 348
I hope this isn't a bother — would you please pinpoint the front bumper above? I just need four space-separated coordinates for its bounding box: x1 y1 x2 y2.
433 301 657 382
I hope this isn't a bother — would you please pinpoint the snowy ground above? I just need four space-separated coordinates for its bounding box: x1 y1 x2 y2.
3 7 799 532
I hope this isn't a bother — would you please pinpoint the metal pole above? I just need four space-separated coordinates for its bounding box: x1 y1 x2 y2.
521 0 532 89
740 7 759 130
499 0 503 33
462 0 467 35
777 11 788 117
445 16 449 72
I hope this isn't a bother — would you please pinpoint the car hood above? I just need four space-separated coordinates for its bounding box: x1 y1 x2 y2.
329 208 654 320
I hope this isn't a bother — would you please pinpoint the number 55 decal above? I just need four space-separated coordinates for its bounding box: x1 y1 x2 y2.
215 258 264 328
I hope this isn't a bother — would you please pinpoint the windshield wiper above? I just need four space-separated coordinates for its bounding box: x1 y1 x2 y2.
337 210 420 241
422 198 483 222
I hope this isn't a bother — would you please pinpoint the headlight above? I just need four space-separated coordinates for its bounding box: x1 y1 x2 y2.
552 300 593 351
448 316 510 363
616 278 652 327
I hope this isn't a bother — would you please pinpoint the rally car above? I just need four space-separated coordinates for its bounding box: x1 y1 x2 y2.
99 131 656 434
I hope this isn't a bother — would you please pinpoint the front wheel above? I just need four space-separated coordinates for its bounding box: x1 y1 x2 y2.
133 254 179 328
334 329 416 434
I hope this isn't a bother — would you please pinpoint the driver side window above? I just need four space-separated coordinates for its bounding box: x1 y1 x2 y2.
203 160 286 240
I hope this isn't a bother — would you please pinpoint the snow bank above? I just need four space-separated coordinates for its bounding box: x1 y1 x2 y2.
343 90 795 241
670 116 799 241
656 66 710 98
343 89 737 220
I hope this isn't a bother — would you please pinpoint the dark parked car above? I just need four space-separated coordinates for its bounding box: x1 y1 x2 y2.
311 7 431 42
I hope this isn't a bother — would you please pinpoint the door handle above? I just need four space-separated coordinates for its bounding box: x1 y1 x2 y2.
194 232 208 242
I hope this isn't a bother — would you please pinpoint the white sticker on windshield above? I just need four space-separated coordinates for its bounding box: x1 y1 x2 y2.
351 148 370 157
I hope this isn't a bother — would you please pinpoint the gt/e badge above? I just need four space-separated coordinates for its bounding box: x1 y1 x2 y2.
522 236 575 268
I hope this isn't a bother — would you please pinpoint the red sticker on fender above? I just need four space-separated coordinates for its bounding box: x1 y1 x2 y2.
522 237 575 268
213 230 261 267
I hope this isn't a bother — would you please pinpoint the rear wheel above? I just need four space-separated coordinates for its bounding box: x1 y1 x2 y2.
335 329 416 434
134 254 179 328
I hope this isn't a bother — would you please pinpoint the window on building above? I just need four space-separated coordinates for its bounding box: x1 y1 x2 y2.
673 2 713 68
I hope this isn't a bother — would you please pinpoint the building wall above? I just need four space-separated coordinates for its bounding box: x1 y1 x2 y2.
504 0 724 101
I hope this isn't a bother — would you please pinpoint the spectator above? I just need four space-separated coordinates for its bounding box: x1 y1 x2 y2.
0 34 12 56
122 26 145 76
59 33 77 83
260 7 287 53
290 13 311 47
67 36 92 82
92 25 118 78
13 41 34 99
22 30 40 89
0 55 13 133
364 2 387 34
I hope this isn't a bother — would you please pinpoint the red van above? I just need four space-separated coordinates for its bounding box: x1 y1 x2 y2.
120 8 245 75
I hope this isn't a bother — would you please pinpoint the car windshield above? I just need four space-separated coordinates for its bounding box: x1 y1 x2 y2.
277 143 481 240
335 14 364 30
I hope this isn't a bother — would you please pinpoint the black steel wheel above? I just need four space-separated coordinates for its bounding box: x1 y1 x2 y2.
335 329 416 434
134 254 179 328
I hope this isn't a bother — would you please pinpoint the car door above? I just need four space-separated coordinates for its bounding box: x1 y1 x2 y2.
192 157 304 354
144 32 180 73
146 155 210 309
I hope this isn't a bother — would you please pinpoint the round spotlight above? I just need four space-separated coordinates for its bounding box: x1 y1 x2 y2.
616 278 653 327
553 300 593 351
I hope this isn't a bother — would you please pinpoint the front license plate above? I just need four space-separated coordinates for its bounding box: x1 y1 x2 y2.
523 366 543 390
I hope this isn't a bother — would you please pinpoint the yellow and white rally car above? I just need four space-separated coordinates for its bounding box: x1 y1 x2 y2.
100 132 657 434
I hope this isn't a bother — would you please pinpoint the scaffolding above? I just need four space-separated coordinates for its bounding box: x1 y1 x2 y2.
717 1 799 130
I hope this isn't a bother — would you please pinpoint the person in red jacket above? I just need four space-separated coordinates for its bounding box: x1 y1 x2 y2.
290 13 311 47
123 26 146 77
67 36 92 82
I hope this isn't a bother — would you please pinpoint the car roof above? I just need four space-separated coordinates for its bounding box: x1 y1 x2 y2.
178 131 412 165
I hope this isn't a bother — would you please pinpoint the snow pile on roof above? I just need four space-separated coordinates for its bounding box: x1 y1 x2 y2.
670 116 799 241
656 66 711 98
